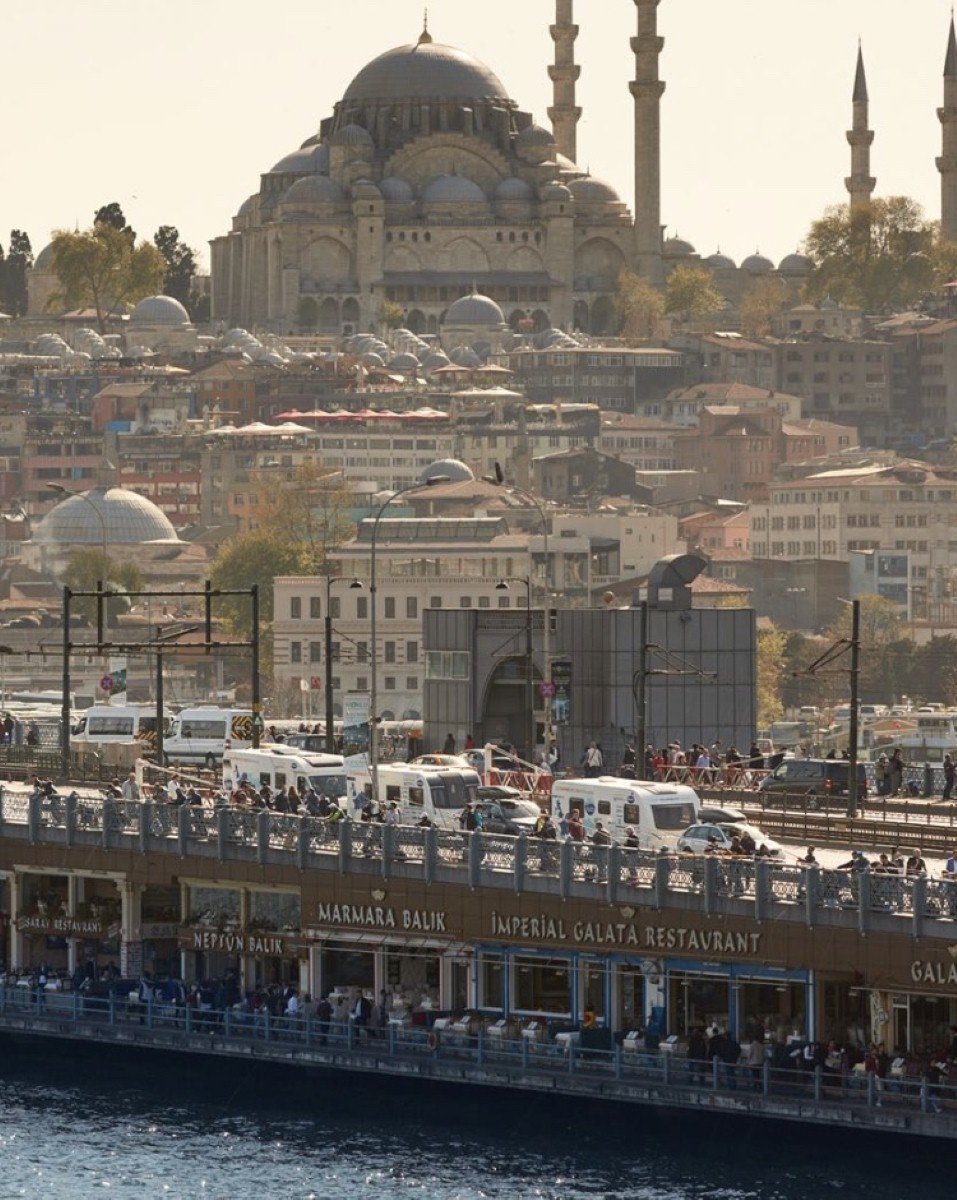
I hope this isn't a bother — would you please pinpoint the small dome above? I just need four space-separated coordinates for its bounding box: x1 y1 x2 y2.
420 458 474 484
361 351 385 367
742 252 774 272
423 351 451 370
540 180 572 202
351 178 381 200
130 295 190 325
331 123 374 148
449 346 483 367
34 485 181 548
33 243 55 272
568 176 621 204
779 252 811 272
422 175 488 205
705 250 737 270
280 175 347 206
495 176 534 201
380 176 415 203
388 352 420 370
269 143 329 174
445 292 505 326
516 124 556 149
664 236 696 258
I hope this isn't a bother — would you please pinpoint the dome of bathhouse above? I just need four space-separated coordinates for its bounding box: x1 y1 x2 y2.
388 352 420 370
449 346 483 367
330 123 374 148
130 295 190 325
705 251 737 269
663 236 696 258
280 175 348 206
422 175 488 205
779 253 812 272
343 41 510 104
380 177 415 204
420 458 475 484
34 486 181 549
361 352 385 367
445 292 505 325
423 351 450 371
568 176 621 204
741 252 774 272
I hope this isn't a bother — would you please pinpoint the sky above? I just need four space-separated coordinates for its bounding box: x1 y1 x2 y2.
2 0 954 272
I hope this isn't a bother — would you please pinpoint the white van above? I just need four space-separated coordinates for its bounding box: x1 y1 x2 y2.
347 762 481 828
164 707 253 766
549 777 700 851
223 746 347 803
71 704 166 749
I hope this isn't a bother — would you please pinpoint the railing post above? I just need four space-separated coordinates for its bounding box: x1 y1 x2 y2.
382 823 396 878
65 791 77 847
338 819 352 875
0 782 5 830
476 1026 484 1066
468 832 483 889
568 1042 575 1075
814 1065 822 1102
389 1021 397 1057
615 1043 623 1080
763 1056 770 1095
712 1054 720 1089
27 792 41 843
912 874 928 937
177 804 190 857
140 802 153 853
858 869 871 935
754 859 771 920
102 798 113 850
257 810 271 866
424 824 438 884
109 993 116 1027
522 1033 529 1069
663 1048 672 1085
559 838 573 900
514 833 527 893
654 851 671 906
704 855 719 915
805 864 819 927
223 1006 230 1038
606 844 621 904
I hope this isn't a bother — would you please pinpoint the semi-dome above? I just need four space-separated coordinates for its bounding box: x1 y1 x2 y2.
330 123 374 147
516 124 555 150
280 175 347 206
779 252 811 272
495 176 534 201
269 143 329 174
237 195 257 217
445 292 505 326
422 175 488 205
380 176 415 203
420 458 475 484
33 486 181 548
568 176 621 204
130 295 190 325
741 252 774 272
343 41 509 104
705 250 737 269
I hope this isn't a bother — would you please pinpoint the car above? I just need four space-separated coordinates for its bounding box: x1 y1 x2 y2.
757 757 868 808
410 753 472 768
697 804 748 824
474 797 540 834
464 748 519 773
676 821 784 857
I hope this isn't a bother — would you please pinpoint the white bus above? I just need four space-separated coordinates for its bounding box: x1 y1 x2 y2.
164 707 253 767
550 777 700 851
347 762 480 828
71 704 166 749
223 746 347 802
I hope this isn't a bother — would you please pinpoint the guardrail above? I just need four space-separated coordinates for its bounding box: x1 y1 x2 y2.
5 792 957 941
0 985 951 1139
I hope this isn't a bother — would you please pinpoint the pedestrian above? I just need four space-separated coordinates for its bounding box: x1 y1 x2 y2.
944 753 955 801
443 732 456 755
582 742 603 777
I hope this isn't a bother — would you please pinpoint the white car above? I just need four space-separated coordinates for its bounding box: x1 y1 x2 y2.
676 821 784 857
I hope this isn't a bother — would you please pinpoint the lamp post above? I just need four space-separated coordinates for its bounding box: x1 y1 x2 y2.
324 574 363 753
496 577 534 760
484 462 551 758
369 475 449 805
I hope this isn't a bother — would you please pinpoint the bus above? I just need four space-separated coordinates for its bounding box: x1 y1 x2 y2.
71 704 166 749
347 762 480 828
163 707 253 767
223 746 347 802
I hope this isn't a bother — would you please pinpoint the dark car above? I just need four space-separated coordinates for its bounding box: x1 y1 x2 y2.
474 795 541 834
757 758 868 808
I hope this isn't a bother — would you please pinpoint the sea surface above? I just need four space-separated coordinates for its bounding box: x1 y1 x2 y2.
0 1046 949 1200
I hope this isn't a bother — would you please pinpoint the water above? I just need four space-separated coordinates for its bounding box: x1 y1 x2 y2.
0 1046 947 1198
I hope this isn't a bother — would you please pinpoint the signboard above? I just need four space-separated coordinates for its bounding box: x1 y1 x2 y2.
551 659 572 723
539 681 556 699
343 693 370 728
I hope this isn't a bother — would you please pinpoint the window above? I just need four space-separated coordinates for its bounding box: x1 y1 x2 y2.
384 597 396 619
384 676 396 690
425 650 470 680
430 596 443 609
290 641 302 663
384 641 396 663
357 641 368 663
290 597 302 619
406 597 418 619
406 641 418 663
460 596 472 608
309 641 321 663
406 676 418 690
309 596 321 620
356 676 368 692
356 597 368 619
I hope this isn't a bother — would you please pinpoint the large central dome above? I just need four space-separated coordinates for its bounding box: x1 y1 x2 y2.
342 41 510 105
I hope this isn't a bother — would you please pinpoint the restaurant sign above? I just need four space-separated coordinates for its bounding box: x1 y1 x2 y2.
184 928 290 956
16 915 117 939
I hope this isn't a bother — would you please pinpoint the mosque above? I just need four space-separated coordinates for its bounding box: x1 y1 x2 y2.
206 4 957 341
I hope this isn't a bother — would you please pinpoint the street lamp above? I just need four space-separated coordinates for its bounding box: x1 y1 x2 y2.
324 574 363 753
496 578 534 760
483 462 551 754
369 475 449 805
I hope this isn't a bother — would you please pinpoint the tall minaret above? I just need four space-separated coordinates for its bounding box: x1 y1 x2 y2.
845 43 875 210
548 0 581 163
938 16 957 241
630 0 665 283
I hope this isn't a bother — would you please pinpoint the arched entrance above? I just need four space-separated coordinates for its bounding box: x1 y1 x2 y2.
479 654 541 759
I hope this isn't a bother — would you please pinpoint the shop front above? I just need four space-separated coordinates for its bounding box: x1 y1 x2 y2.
12 871 124 983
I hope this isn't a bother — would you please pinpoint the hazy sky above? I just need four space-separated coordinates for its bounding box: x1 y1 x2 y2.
3 1 953 271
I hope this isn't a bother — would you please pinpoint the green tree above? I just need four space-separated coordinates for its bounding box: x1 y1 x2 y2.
615 268 664 340
254 462 356 570
153 225 197 306
823 595 907 702
94 202 135 243
61 549 143 626
663 264 724 323
0 230 32 317
802 196 957 312
378 299 405 330
47 222 166 332
756 624 787 726
738 275 789 337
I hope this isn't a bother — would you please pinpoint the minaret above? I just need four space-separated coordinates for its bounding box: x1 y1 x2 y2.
548 0 581 163
938 16 957 241
630 0 665 283
845 43 875 210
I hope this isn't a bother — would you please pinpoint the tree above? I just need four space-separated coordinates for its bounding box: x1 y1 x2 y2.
47 222 166 332
0 230 32 317
377 299 405 331
756 624 787 726
823 594 907 702
253 462 356 570
615 268 665 340
61 549 143 626
803 196 957 312
95 202 135 243
153 225 197 306
663 264 724 323
738 275 789 337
